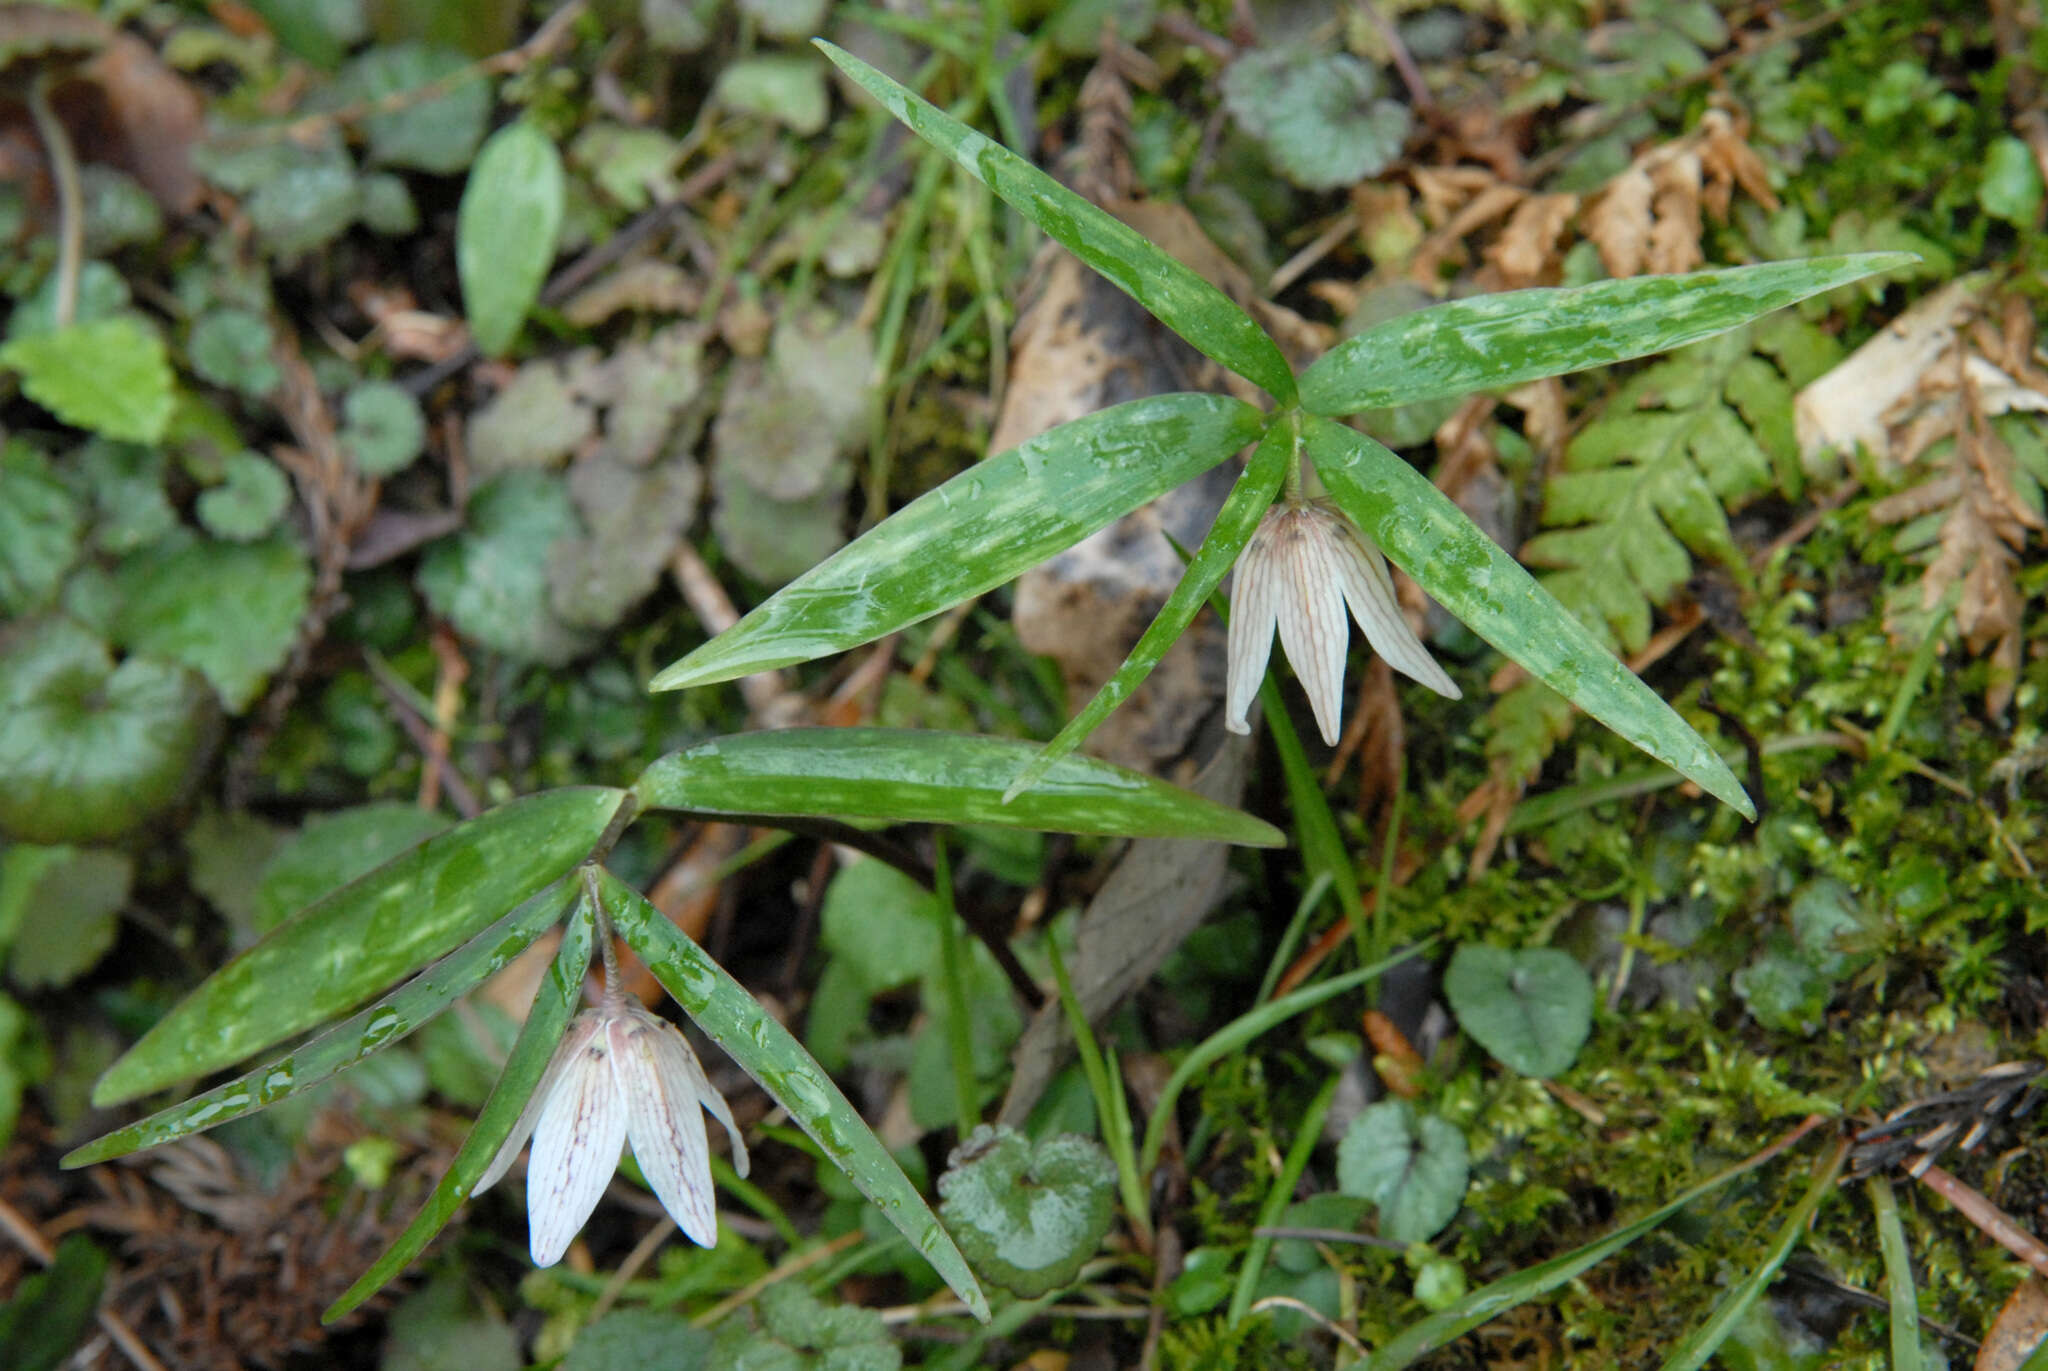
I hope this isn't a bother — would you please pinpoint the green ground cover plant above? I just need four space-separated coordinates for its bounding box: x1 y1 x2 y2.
1 1 2043 1368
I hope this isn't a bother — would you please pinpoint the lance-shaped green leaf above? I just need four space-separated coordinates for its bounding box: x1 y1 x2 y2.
1298 254 1914 417
600 869 992 1323
1366 1134 1805 1369
1004 415 1293 802
1303 418 1752 817
64 881 576 1167
816 41 1296 405
633 728 1282 846
325 894 595 1323
654 394 1266 689
95 787 627 1105
1657 1139 1846 1371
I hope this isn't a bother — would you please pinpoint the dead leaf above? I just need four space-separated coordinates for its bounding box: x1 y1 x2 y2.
1486 191 1578 287
1696 106 1778 220
75 34 204 213
1586 166 1653 279
1645 147 1703 275
1979 1275 2048 1371
996 734 1253 1125
1796 277 1991 482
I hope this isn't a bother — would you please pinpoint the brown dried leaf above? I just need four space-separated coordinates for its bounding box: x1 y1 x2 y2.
1696 107 1778 220
1485 191 1578 287
1978 1274 2048 1371
1586 166 1653 279
1645 148 1704 275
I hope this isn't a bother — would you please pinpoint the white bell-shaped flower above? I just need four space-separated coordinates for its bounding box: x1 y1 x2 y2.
1225 499 1460 745
477 998 749 1265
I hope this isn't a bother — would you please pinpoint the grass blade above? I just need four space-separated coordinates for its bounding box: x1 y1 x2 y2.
817 41 1296 404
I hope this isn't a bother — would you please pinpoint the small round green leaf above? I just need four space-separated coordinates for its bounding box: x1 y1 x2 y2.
1222 48 1410 190
1979 135 2044 227
0 617 216 846
1 845 131 989
0 444 83 615
1442 944 1594 1079
196 451 291 541
1335 1100 1469 1243
418 473 590 665
335 43 490 174
113 535 312 713
938 1124 1116 1298
458 121 565 357
187 309 280 398
340 381 428 476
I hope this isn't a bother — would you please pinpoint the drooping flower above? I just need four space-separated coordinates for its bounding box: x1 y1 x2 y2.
477 997 749 1265
1225 498 1460 745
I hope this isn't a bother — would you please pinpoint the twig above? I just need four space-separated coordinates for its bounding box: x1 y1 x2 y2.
1353 0 1433 115
1248 1295 1369 1354
692 1230 863 1328
365 652 482 817
1252 1225 1408 1251
24 71 83 328
587 1217 675 1323
1915 1163 2048 1279
0 1194 169 1371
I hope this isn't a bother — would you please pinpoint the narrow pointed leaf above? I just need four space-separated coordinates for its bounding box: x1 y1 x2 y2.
325 897 595 1323
95 787 627 1105
653 394 1266 689
63 882 576 1167
601 869 992 1323
1299 254 1914 416
817 42 1295 404
1657 1139 1846 1371
1366 1135 1807 1369
633 728 1282 845
1006 416 1293 801
1304 419 1752 817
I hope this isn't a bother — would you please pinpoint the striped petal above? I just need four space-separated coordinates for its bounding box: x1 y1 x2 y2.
1224 515 1287 733
526 1021 627 1266
1273 508 1353 746
609 1005 718 1247
1326 509 1461 701
476 1013 603 1198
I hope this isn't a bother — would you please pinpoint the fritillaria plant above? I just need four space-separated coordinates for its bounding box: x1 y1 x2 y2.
648 42 1914 821
62 39 1916 1334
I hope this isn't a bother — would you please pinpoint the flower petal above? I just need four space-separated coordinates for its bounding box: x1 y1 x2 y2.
1328 514 1461 700
526 1023 626 1266
610 1008 719 1247
476 1012 603 1198
1275 509 1352 746
1224 517 1286 733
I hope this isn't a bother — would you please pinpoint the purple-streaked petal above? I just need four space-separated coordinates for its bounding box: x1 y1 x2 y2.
476 1013 604 1197
526 1024 626 1266
696 1070 750 1181
1328 513 1461 700
1224 517 1286 733
1274 509 1352 746
610 1008 719 1247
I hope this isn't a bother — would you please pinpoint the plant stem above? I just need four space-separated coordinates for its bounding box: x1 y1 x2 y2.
26 72 83 329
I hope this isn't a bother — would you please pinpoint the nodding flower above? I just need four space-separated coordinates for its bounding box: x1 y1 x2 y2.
477 994 748 1266
1225 498 1460 745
